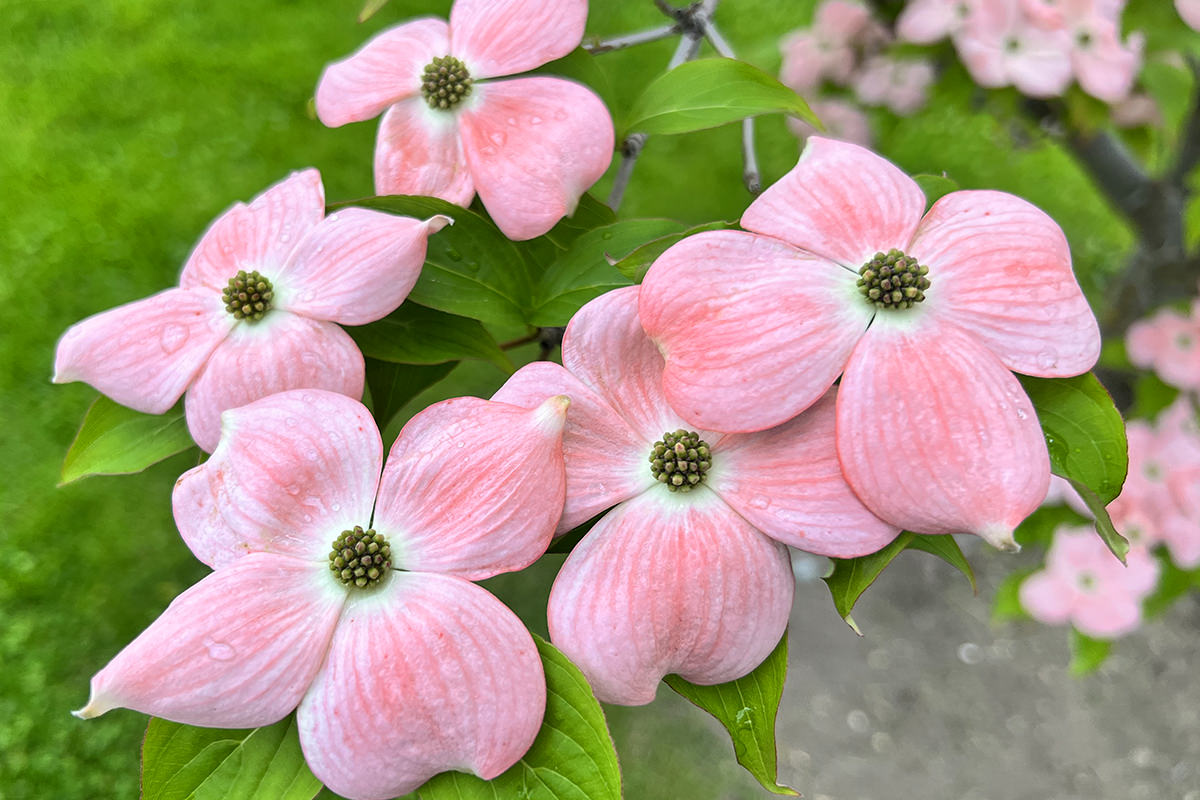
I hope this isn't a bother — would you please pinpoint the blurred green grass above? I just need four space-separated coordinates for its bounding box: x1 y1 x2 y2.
0 0 1134 797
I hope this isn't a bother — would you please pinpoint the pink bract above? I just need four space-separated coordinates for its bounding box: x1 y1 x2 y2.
75 389 569 800
315 0 614 241
954 0 1074 97
494 287 899 705
53 169 448 452
639 137 1101 548
788 98 873 147
1019 525 1159 639
1179 0 1200 31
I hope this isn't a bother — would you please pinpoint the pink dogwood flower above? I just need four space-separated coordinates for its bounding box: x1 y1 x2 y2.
315 0 614 241
852 55 937 114
955 0 1074 97
780 0 878 91
1019 525 1159 638
493 286 899 705
1126 303 1200 391
53 170 448 452
640 137 1100 549
896 0 978 44
74 389 570 800
788 98 874 147
1178 0 1200 31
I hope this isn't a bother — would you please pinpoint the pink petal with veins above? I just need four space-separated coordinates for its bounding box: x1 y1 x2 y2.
741 137 927 267
184 312 364 452
374 98 476 204
278 210 451 326
53 288 232 414
459 77 613 241
74 553 344 728
173 390 383 569
548 489 794 706
910 190 1100 377
837 317 1049 547
493 361 654 533
450 0 587 79
315 18 450 127
299 572 544 800
640 230 872 433
372 395 567 580
180 170 326 291
709 388 901 557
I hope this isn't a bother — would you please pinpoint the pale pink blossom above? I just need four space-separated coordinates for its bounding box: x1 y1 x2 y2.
53 170 447 452
75 389 570 800
954 0 1074 97
897 0 978 44
639 137 1100 549
1126 305 1200 391
853 55 937 114
1178 0 1200 30
494 287 899 704
780 0 876 91
788 98 874 147
1019 525 1159 638
315 0 613 241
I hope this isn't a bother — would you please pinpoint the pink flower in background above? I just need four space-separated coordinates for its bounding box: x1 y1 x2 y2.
53 170 448 451
315 0 613 241
853 55 937 114
897 0 978 44
1178 0 1200 31
640 137 1101 549
1033 0 1142 102
75 389 569 800
1019 525 1159 638
494 287 899 704
1126 303 1200 391
780 0 876 91
788 98 873 147
954 0 1073 97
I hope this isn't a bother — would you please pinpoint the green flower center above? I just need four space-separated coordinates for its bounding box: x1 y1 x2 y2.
649 430 712 492
421 55 473 110
329 526 392 588
222 270 274 321
857 250 930 310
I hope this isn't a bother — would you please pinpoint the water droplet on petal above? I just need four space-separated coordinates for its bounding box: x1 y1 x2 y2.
202 636 236 661
749 494 770 510
1036 348 1059 370
159 323 189 355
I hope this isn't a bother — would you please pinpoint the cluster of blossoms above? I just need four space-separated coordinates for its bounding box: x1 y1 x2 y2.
53 0 1122 797
781 0 936 147
897 0 1145 103
1127 292 1200 393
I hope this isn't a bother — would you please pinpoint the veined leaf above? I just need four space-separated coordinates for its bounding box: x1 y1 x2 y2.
349 303 511 372
60 395 196 484
364 359 456 432
611 220 735 283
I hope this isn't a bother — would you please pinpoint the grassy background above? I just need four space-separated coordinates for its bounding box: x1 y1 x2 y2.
0 0 1162 796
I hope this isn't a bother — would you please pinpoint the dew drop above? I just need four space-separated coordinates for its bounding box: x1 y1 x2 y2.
748 494 770 510
202 636 236 661
1016 407 1028 420
446 248 463 262
159 323 189 355
735 707 753 727
1035 348 1059 370
528 115 543 125
506 116 518 126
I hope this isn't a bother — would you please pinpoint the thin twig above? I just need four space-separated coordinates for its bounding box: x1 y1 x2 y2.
702 17 762 193
499 331 540 350
607 133 648 210
583 23 679 55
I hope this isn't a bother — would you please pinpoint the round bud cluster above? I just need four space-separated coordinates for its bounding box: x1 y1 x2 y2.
649 430 713 492
857 249 930 310
421 55 473 110
329 526 392 589
222 270 274 321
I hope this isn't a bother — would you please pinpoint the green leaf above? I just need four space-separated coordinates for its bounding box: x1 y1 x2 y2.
611 220 735 283
418 635 621 800
823 532 916 634
539 192 617 251
906 534 977 593
1068 629 1111 676
141 715 321 800
530 218 687 326
348 303 511 372
912 173 958 207
364 359 456 432
343 196 536 326
1019 373 1130 560
1143 551 1200 618
60 395 196 485
623 58 818 136
665 633 797 796
991 568 1035 624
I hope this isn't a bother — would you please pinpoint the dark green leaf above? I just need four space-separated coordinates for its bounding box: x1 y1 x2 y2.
1068 629 1111 676
418 636 621 800
540 193 617 251
623 58 819 136
545 511 605 555
611 220 735 283
141 715 321 800
823 532 916 634
665 633 798 796
912 173 958 207
348 303 511 372
364 359 456 432
343 196 536 326
1066 477 1130 564
60 396 196 485
530 218 687 326
532 49 617 116
907 534 977 593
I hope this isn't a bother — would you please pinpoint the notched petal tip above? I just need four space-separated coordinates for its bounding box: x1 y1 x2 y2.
71 688 113 720
531 394 571 433
979 525 1020 553
425 214 454 233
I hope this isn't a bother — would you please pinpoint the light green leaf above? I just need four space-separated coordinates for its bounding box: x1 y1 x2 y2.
364 359 456 432
343 196 536 326
823 533 916 634
611 220 734 283
991 568 1035 624
141 715 321 800
1019 373 1130 560
418 636 621 800
665 633 797 796
912 173 958 207
356 0 389 22
60 395 196 485
1068 629 1112 676
348 303 511 372
623 58 818 136
530 218 687 326
906 534 976 593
